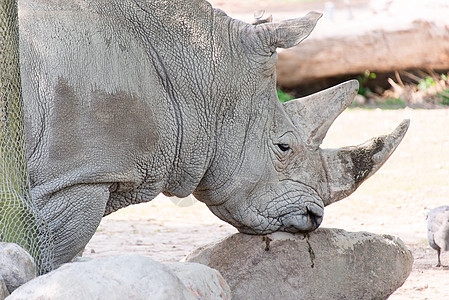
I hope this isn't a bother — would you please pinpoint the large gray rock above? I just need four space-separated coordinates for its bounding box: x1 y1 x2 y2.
186 228 413 300
0 243 36 293
8 255 230 300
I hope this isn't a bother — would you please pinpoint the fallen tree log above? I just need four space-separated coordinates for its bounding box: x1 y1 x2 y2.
277 19 449 88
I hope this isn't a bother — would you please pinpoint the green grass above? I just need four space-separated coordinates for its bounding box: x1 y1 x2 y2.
350 97 406 110
277 88 295 103
356 71 376 97
417 76 436 91
437 89 449 106
377 98 406 109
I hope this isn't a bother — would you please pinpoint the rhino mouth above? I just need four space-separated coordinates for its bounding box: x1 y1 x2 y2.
207 182 324 235
277 199 324 233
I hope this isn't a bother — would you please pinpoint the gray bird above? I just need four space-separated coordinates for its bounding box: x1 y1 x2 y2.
426 205 449 267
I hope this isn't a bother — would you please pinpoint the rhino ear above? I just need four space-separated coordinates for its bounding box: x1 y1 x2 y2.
255 11 322 50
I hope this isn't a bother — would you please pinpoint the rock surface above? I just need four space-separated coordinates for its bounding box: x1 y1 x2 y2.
0 243 36 293
0 276 9 300
168 262 231 299
8 255 230 300
186 228 413 300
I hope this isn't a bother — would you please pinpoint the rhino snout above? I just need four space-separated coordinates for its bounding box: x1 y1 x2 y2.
280 201 323 233
202 182 325 235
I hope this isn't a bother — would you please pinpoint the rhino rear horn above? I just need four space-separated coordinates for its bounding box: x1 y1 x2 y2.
283 80 359 149
255 11 322 50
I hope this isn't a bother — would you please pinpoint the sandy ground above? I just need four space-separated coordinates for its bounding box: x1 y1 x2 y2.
85 108 449 299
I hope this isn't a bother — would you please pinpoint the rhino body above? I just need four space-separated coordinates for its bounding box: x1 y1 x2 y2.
18 0 408 268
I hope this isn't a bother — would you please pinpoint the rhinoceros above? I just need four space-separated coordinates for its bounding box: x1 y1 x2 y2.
18 0 409 267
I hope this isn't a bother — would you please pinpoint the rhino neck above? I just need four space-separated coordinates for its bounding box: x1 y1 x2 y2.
122 0 251 198
125 0 228 198
194 85 277 205
160 95 219 198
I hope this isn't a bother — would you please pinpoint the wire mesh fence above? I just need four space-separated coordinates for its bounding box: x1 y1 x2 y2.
0 0 54 274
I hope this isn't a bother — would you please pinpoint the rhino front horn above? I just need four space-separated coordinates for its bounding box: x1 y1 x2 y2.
320 119 410 206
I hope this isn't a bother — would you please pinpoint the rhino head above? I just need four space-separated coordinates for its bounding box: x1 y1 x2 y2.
193 11 409 234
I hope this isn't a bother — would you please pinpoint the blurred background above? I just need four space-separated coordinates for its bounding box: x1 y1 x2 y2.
211 0 449 109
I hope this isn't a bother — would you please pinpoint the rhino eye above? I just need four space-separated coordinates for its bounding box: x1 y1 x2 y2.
277 144 290 152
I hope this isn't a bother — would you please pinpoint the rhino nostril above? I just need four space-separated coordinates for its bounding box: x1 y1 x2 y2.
306 202 324 217
310 214 322 228
279 202 324 233
306 206 323 229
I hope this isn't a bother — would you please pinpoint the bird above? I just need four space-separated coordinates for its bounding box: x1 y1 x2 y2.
426 205 449 267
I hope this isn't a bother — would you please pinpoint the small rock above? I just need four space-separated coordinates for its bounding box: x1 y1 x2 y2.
71 256 93 263
8 255 230 300
0 243 36 293
186 228 413 300
8 255 194 300
413 284 428 291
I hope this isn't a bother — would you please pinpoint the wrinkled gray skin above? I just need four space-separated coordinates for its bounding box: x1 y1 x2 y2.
18 0 409 267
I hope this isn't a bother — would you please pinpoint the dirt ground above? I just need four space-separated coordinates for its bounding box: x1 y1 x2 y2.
85 108 449 299
86 1 449 299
